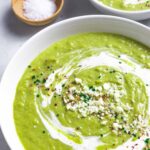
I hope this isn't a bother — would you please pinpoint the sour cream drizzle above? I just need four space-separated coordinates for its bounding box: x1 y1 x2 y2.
79 52 150 114
35 51 150 150
35 94 103 150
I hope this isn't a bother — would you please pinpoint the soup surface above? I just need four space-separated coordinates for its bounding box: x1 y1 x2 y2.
14 33 150 150
99 0 150 11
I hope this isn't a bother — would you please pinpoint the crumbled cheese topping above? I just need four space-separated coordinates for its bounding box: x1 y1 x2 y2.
62 78 148 137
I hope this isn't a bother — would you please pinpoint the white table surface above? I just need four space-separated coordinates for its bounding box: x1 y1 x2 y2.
0 0 150 149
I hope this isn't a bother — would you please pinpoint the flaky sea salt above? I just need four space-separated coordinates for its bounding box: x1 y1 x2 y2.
23 0 57 20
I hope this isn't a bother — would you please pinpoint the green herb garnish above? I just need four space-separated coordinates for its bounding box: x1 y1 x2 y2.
89 86 96 91
79 93 91 103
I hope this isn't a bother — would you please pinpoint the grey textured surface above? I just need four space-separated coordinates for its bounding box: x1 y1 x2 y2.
0 0 150 149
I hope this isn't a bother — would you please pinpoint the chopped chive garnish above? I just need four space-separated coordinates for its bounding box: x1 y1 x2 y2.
144 138 150 144
42 130 46 134
89 86 96 91
98 75 101 78
42 78 46 83
31 75 36 80
132 133 137 137
80 93 91 103
36 94 40 98
62 84 65 87
34 79 40 84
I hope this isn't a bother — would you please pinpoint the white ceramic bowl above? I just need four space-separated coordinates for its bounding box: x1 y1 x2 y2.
0 15 150 150
89 0 150 20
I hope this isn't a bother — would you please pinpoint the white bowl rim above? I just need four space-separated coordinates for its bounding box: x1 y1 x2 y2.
90 0 150 14
0 15 150 150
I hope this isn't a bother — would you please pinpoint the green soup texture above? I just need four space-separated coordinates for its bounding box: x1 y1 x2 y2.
14 33 150 150
99 0 150 11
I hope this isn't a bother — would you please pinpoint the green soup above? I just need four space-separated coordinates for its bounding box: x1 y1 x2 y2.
14 33 150 150
99 0 150 11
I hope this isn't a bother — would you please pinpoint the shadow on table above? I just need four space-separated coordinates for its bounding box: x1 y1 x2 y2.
2 0 150 38
3 7 45 37
141 19 150 26
60 0 99 19
0 128 10 150
3 0 100 38
3 1 97 38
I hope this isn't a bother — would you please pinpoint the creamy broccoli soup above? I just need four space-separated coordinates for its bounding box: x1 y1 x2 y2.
14 33 150 150
99 0 150 11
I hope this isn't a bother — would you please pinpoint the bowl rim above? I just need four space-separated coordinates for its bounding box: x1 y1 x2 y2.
0 15 150 150
89 0 150 14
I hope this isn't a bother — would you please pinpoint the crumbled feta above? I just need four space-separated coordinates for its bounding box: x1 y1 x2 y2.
103 83 111 90
75 78 82 84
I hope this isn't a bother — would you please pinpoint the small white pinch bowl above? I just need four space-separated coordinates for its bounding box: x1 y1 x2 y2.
89 0 150 20
0 15 150 150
